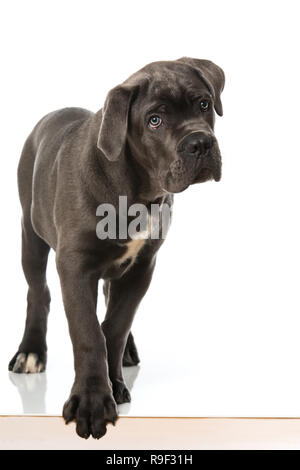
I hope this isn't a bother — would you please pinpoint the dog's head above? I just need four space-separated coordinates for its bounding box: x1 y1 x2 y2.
97 58 225 195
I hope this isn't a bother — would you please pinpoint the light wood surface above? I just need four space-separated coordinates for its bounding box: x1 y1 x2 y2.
1 416 300 449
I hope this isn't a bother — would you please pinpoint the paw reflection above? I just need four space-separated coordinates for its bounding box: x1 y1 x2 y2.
9 371 47 413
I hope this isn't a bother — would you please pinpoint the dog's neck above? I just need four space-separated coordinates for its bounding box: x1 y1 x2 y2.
124 143 168 204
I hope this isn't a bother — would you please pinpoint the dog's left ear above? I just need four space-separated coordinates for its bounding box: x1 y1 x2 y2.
177 57 225 116
97 85 135 161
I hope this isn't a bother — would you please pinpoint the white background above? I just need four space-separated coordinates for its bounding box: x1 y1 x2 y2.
1 0 300 417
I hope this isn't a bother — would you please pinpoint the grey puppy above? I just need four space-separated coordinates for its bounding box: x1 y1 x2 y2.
9 58 225 439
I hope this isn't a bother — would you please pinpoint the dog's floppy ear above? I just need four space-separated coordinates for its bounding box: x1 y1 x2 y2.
177 57 225 116
97 85 135 161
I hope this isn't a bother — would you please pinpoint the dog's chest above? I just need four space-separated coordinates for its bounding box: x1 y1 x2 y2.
116 237 146 266
102 200 172 280
115 219 152 271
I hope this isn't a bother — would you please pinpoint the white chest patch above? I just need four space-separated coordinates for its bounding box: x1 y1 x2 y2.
117 238 146 265
116 215 153 267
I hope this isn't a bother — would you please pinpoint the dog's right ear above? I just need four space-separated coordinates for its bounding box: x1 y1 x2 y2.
97 85 135 161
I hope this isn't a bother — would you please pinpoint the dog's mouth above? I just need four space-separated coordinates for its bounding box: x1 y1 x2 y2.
162 146 222 193
193 142 222 183
193 167 213 183
193 164 221 183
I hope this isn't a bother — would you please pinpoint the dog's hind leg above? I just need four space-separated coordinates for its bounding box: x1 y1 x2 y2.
9 135 51 373
9 213 51 373
122 332 140 367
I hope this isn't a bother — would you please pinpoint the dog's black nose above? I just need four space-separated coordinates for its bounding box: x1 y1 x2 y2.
180 132 213 155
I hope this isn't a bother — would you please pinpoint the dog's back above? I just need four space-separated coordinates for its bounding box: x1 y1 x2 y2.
17 107 93 244
18 108 92 208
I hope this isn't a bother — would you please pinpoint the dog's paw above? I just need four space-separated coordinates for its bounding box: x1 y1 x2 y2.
122 332 140 367
8 352 46 373
63 389 118 439
112 379 131 404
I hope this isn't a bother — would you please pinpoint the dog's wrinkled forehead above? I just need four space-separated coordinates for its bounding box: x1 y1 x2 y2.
133 62 212 104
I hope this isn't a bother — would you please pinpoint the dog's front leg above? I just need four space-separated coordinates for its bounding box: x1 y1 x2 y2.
56 252 117 439
102 255 156 404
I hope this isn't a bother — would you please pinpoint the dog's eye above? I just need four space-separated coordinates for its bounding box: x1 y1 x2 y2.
148 115 162 128
200 99 210 111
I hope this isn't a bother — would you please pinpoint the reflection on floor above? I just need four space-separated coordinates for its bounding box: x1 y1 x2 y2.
8 366 140 416
9 371 47 414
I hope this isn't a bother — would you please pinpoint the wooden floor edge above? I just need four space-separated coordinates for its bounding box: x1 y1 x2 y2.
2 414 300 419
1 416 300 449
0 414 300 420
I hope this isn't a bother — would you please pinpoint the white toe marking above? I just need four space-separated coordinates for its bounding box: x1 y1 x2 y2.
13 353 26 372
13 352 43 373
24 353 39 373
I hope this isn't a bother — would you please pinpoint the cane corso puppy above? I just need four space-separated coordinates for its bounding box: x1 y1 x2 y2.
9 58 225 438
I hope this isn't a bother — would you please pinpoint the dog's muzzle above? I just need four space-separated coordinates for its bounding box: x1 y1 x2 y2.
177 131 222 183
